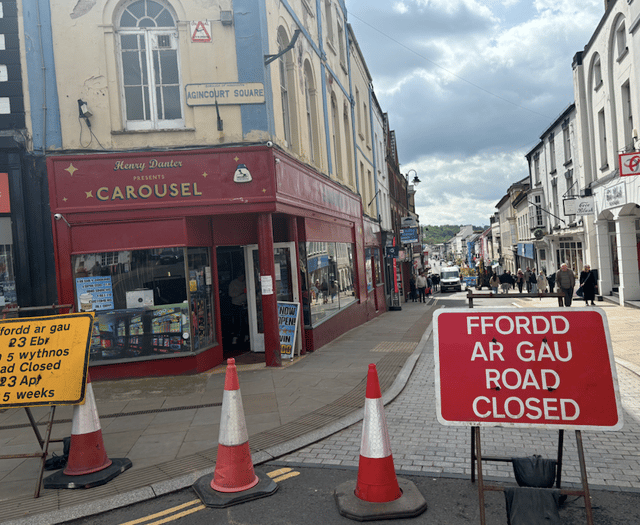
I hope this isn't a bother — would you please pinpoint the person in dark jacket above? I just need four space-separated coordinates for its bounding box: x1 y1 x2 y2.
579 265 597 306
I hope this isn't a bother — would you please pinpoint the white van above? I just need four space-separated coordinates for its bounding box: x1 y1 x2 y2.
440 266 462 292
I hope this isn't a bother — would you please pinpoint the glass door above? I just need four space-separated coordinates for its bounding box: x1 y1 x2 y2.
244 242 299 353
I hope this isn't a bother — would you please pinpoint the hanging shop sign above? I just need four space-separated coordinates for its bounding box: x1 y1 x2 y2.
185 83 265 106
618 152 640 177
400 228 419 244
434 308 622 430
563 197 595 216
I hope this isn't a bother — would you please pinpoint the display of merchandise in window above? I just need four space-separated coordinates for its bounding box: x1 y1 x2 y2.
74 247 215 363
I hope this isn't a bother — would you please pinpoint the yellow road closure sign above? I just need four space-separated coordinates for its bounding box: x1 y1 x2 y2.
0 313 93 408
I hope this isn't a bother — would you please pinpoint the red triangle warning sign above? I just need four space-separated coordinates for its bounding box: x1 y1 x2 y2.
191 21 211 42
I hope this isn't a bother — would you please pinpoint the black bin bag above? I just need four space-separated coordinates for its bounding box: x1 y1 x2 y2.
512 455 557 488
504 487 562 525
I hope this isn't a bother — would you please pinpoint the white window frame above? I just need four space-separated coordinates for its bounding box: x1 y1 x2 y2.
116 0 184 131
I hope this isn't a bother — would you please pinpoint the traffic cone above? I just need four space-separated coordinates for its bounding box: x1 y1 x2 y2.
355 363 402 502
335 364 427 520
193 358 277 507
44 373 132 489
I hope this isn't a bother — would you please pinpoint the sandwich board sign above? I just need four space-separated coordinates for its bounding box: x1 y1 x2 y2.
434 308 622 430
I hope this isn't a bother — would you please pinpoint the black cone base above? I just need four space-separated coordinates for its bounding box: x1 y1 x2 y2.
335 477 427 521
193 469 278 508
43 458 132 490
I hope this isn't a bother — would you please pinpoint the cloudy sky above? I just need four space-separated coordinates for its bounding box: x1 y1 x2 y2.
346 0 604 227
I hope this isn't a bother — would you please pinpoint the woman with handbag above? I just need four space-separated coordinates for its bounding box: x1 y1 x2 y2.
579 265 597 306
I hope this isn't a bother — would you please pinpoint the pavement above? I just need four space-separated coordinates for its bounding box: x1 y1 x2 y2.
0 292 639 524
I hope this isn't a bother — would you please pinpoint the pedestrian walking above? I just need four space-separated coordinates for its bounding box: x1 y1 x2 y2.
536 271 548 295
499 271 511 294
579 265 597 306
516 269 525 293
524 267 532 292
416 272 427 303
529 268 538 293
556 263 575 307
409 274 417 302
489 273 500 294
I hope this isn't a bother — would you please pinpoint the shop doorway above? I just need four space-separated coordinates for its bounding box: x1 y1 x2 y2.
216 247 250 357
245 242 299 353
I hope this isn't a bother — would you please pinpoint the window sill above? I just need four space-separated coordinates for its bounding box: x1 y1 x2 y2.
112 127 195 135
617 47 629 63
594 80 603 92
326 40 337 56
550 169 557 175
563 159 573 168
599 164 609 172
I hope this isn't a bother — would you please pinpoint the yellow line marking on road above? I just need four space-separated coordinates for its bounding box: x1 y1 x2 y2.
267 467 301 483
272 471 301 483
120 499 204 525
267 467 293 478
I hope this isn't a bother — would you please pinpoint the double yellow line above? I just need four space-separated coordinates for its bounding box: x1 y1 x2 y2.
120 468 300 525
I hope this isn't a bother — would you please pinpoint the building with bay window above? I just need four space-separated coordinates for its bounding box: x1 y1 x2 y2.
18 0 400 378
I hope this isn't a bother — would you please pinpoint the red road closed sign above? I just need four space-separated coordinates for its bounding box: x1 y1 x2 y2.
434 308 623 430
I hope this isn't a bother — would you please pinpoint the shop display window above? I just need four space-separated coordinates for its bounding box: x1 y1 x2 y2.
73 247 215 363
365 247 381 292
299 242 356 327
0 244 17 308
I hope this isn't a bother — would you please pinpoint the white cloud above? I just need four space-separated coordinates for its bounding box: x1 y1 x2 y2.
347 0 604 224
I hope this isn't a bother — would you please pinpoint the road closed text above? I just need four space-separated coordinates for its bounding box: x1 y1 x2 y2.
435 309 621 429
466 314 578 421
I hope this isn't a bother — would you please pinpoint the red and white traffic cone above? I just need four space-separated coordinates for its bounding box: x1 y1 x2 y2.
44 373 132 489
211 357 258 492
335 364 427 520
193 358 277 507
354 363 402 502
64 374 111 476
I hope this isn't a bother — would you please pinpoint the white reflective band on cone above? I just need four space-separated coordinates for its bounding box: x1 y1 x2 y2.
360 397 392 458
218 389 249 446
71 384 102 435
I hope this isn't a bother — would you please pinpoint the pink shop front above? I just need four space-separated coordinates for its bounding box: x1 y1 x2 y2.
47 146 386 380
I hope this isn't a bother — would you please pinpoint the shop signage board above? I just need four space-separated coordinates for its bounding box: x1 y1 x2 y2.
563 197 595 216
278 301 300 360
0 314 93 408
400 227 419 244
619 152 640 176
185 83 265 106
434 308 622 430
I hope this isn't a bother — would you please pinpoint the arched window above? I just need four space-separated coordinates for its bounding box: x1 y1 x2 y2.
331 93 342 179
277 30 292 146
117 0 183 130
303 60 319 164
343 103 354 187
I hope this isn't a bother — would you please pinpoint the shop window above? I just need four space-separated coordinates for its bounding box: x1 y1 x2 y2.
73 247 215 363
300 241 356 327
365 247 381 292
0 243 16 307
117 0 184 131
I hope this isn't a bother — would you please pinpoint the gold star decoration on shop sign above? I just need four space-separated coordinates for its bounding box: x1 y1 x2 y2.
65 163 78 176
85 191 93 198
202 172 208 178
